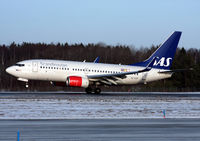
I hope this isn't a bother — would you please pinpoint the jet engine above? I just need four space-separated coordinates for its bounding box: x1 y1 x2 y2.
66 76 89 88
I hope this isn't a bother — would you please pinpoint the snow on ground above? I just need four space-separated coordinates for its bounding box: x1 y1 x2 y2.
0 95 200 119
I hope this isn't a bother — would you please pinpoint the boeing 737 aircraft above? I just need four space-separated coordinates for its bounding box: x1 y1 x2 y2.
6 31 182 94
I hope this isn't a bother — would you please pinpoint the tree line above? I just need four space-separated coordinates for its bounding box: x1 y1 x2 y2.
0 42 200 92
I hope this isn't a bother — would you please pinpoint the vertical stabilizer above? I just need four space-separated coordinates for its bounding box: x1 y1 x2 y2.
131 31 182 70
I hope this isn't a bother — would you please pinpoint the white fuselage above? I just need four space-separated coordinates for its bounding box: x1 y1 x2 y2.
6 59 172 85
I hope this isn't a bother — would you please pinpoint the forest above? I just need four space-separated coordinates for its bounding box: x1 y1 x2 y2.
0 42 200 92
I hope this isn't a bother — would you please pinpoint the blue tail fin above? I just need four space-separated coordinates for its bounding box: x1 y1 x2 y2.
131 31 182 70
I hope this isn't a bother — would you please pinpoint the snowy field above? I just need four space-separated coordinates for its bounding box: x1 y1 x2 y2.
0 92 200 119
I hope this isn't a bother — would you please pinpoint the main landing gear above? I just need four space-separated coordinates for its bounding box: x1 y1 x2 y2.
85 87 101 94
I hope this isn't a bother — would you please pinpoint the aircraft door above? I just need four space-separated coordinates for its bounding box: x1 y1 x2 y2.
84 68 89 74
32 62 38 72
142 72 148 84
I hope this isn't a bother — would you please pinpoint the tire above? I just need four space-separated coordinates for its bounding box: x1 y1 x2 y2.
85 87 92 94
94 88 101 94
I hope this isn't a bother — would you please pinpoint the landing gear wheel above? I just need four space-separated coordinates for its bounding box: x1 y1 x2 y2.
85 87 92 94
25 82 29 88
94 88 101 94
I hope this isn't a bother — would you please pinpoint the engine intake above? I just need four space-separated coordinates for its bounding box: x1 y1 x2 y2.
66 76 89 88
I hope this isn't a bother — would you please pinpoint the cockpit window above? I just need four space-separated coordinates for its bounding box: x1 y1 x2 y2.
14 64 25 67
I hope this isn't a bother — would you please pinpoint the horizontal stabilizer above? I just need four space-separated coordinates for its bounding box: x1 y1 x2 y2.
158 68 193 74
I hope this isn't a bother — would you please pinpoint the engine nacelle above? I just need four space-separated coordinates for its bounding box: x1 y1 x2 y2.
66 76 89 88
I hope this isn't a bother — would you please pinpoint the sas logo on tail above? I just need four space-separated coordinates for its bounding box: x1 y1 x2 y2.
153 57 172 67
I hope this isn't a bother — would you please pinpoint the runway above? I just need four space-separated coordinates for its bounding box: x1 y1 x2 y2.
0 92 200 119
0 91 200 100
0 119 200 141
1 91 200 98
0 92 200 140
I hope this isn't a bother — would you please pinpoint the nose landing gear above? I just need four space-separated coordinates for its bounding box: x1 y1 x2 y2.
25 82 29 88
17 78 29 88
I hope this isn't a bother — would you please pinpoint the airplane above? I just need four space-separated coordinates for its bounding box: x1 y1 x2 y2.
6 31 182 94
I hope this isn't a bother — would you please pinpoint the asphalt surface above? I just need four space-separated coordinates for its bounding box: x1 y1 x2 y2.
0 91 200 99
0 119 200 141
0 92 200 140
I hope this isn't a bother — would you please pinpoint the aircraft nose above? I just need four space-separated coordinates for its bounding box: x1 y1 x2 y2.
6 66 14 75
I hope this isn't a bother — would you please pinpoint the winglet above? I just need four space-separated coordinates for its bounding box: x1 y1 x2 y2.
94 57 100 63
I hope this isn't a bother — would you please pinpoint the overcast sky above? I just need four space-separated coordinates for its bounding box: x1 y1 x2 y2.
0 0 200 49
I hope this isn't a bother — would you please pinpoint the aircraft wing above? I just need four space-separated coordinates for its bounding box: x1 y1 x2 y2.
88 57 157 85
